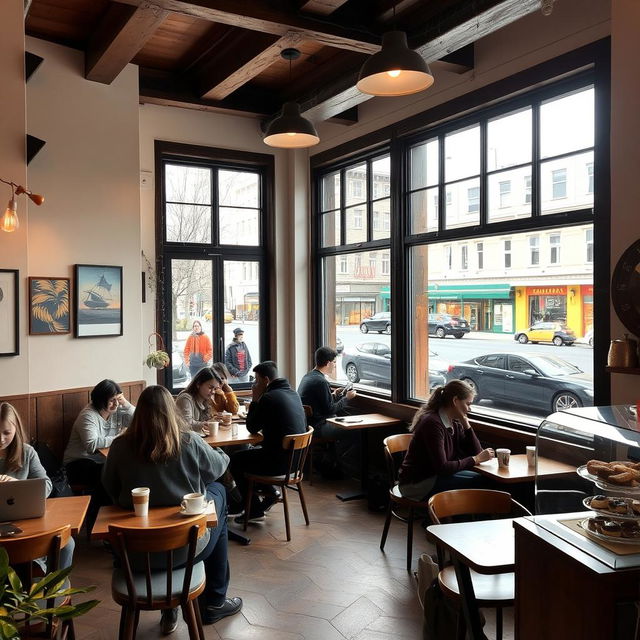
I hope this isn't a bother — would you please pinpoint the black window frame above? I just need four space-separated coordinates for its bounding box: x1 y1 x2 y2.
311 40 610 427
155 141 275 393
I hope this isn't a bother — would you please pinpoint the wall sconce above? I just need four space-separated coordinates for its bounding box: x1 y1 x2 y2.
0 178 44 233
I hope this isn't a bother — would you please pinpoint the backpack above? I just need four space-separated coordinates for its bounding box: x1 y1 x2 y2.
31 441 74 498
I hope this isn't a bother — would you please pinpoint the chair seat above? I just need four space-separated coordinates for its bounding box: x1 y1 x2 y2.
390 485 429 508
246 473 301 484
112 561 206 604
438 566 514 605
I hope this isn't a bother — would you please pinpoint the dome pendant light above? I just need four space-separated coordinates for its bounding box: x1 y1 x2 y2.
263 48 320 149
357 31 434 96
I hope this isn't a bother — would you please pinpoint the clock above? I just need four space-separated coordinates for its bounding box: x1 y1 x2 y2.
611 239 640 336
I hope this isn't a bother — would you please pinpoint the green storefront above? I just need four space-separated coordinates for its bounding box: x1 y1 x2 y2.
427 283 514 333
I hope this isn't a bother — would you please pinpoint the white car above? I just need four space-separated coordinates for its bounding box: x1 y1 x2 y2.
577 329 593 347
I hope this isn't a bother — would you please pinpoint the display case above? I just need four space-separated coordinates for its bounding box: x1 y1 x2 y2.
533 404 640 568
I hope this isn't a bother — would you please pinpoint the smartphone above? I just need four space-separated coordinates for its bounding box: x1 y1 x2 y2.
0 523 22 537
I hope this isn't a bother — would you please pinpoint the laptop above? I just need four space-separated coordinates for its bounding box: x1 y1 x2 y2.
0 478 47 521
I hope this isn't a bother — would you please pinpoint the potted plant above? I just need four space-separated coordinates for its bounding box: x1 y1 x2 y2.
0 547 99 639
145 332 170 370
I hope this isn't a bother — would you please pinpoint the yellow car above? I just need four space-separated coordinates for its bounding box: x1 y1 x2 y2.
514 322 576 346
203 309 234 323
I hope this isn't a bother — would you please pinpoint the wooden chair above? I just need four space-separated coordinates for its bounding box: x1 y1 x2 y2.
428 489 531 640
243 426 314 541
108 515 208 640
3 524 75 639
380 433 430 572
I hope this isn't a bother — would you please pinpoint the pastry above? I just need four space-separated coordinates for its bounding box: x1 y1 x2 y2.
589 495 608 509
607 471 639 486
588 516 608 533
621 521 640 538
601 521 622 537
631 500 640 515
608 498 629 514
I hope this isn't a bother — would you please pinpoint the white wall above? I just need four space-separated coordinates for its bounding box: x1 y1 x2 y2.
0 0 28 396
138 104 311 385
23 37 142 393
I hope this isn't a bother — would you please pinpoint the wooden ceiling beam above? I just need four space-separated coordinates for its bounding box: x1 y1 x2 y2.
86 1 169 84
201 31 303 101
115 0 382 54
298 0 540 121
299 0 350 15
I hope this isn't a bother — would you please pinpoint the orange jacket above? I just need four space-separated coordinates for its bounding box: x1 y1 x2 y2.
183 332 213 366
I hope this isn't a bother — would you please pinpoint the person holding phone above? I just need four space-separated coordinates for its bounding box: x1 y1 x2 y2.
398 379 494 501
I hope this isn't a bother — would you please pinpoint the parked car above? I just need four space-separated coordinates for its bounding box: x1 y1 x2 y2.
172 348 189 387
514 322 576 346
360 312 391 334
446 352 593 413
428 313 471 339
342 342 446 391
578 329 593 347
203 309 234 323
336 337 344 354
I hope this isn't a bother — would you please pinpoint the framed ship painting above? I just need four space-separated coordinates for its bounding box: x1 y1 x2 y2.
29 277 71 335
0 269 19 356
74 264 123 338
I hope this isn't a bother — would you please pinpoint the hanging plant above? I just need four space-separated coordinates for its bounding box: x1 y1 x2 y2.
145 332 170 370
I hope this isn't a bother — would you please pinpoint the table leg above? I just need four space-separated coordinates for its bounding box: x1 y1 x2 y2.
336 429 369 502
452 556 488 640
228 528 251 545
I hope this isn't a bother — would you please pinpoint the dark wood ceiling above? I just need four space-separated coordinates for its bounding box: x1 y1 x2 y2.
25 0 541 125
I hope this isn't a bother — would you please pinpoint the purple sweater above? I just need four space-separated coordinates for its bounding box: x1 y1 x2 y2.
398 411 482 485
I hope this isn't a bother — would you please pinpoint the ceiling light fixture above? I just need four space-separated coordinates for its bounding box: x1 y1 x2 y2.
0 177 44 233
357 30 434 96
263 48 320 149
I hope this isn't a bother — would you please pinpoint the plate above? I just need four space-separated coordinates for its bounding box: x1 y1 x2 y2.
179 501 215 517
582 496 640 520
577 464 640 493
580 518 640 546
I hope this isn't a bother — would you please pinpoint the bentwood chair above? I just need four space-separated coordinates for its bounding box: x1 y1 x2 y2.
3 524 76 639
243 426 314 541
379 433 431 572
108 515 208 640
428 489 531 640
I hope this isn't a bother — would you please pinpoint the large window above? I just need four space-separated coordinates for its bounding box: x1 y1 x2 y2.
157 142 272 391
315 70 600 426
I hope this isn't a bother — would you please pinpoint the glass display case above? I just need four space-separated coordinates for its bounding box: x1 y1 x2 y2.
533 404 640 568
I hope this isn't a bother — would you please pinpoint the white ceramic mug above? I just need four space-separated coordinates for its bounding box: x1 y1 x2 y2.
181 492 205 515
131 487 150 517
209 421 219 436
526 445 537 467
496 448 511 468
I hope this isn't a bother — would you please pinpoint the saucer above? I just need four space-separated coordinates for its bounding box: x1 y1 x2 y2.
179 500 215 517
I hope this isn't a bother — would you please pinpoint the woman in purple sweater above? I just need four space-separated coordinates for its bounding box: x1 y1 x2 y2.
398 380 495 500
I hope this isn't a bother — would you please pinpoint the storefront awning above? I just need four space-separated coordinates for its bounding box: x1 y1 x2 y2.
427 283 512 300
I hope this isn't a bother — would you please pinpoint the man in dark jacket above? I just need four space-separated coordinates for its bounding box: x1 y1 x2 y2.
224 328 253 383
229 360 306 521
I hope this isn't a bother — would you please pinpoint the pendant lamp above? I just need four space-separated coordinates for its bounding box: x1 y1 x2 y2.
0 178 44 233
357 31 434 97
263 49 320 149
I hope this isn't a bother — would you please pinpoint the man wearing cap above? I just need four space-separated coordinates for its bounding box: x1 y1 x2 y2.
225 328 253 383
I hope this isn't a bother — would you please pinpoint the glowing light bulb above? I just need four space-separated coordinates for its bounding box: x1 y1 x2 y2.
1 198 19 233
387 69 402 78
287 132 297 136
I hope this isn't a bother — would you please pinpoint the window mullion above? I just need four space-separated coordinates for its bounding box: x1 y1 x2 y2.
532 101 541 217
480 120 488 226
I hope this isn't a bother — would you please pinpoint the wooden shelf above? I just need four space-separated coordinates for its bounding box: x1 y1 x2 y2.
606 366 640 375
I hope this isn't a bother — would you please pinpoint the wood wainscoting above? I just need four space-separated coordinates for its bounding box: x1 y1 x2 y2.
0 381 145 462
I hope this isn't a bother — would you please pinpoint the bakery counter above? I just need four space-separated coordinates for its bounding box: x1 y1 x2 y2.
515 517 640 640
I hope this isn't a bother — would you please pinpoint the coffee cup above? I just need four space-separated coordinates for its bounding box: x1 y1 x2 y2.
181 492 205 515
209 421 219 436
526 445 537 467
131 487 150 517
496 448 511 468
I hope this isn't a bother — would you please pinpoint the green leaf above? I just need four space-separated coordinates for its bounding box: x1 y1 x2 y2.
31 567 72 597
0 619 19 640
55 600 100 620
6 570 21 595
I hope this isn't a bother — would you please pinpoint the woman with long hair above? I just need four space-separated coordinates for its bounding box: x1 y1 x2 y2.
398 380 495 500
183 320 213 378
1 403 75 569
102 385 242 632
175 367 223 433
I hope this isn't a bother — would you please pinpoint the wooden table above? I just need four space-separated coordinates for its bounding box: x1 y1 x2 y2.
91 504 218 540
3 495 90 537
427 517 519 640
327 413 403 501
473 454 575 483
203 423 262 447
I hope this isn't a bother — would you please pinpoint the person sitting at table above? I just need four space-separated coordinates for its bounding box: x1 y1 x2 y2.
63 380 134 515
0 402 74 570
398 379 495 501
229 360 307 523
175 367 243 514
210 363 240 415
102 385 243 633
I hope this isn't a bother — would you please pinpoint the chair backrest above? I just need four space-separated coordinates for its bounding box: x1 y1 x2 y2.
428 489 531 524
382 433 412 486
281 426 314 483
108 515 207 608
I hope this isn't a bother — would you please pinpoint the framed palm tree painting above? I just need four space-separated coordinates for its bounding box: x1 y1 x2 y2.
28 277 71 335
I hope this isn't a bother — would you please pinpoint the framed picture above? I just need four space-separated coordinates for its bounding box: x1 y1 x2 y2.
74 264 123 338
28 277 71 335
0 269 19 356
